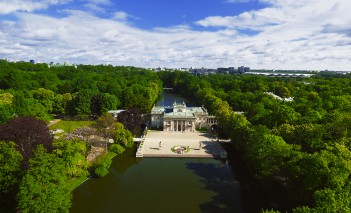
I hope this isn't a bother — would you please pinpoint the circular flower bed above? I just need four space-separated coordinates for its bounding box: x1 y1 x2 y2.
171 146 190 154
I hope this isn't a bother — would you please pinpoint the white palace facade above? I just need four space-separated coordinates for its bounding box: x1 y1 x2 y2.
150 101 217 132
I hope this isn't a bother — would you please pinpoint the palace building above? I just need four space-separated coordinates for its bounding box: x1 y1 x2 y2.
150 101 217 131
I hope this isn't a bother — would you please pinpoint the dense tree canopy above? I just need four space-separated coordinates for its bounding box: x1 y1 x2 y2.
117 108 142 136
157 71 351 211
0 61 163 212
0 141 22 194
17 145 71 213
0 60 162 121
0 117 53 169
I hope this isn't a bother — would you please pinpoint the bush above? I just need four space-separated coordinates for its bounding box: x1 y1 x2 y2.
92 154 112 177
109 143 125 155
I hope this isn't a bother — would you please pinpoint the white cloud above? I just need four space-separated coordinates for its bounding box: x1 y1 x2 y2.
111 11 139 24
0 0 350 70
83 0 112 13
0 0 71 15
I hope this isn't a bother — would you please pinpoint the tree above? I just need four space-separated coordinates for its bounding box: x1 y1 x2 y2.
0 141 22 193
117 108 142 136
74 89 95 118
11 92 51 121
95 113 115 130
0 104 14 124
293 185 351 212
91 93 119 117
92 154 112 177
17 145 71 213
0 117 53 169
246 133 298 179
53 139 89 178
32 88 55 113
109 143 125 154
113 122 134 148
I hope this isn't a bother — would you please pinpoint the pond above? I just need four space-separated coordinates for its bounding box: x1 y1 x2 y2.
71 91 276 212
156 90 196 107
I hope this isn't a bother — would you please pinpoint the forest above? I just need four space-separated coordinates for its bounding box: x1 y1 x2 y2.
157 71 351 212
0 60 162 212
0 59 162 122
2 59 351 212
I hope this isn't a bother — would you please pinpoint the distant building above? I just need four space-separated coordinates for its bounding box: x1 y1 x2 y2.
29 60 35 64
150 101 217 131
238 66 250 73
217 68 229 74
229 67 236 74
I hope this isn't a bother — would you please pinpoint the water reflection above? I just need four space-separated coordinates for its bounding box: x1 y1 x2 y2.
156 91 196 107
71 148 244 213
186 161 243 213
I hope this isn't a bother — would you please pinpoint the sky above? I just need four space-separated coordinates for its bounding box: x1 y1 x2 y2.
0 0 350 70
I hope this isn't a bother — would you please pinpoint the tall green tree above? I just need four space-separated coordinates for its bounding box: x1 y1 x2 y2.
113 122 134 148
53 139 89 178
17 145 71 213
0 117 54 169
0 141 23 194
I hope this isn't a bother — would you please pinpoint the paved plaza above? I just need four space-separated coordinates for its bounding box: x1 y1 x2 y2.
137 130 227 158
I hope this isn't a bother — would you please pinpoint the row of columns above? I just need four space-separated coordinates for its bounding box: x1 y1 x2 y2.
207 118 217 124
166 120 195 132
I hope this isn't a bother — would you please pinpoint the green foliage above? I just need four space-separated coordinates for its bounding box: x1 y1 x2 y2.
0 60 162 119
0 104 14 124
92 154 112 177
75 89 95 118
293 185 351 212
95 113 116 130
0 92 14 105
109 143 125 155
0 141 23 193
17 145 71 213
53 139 89 178
158 71 351 211
32 88 56 113
113 122 134 148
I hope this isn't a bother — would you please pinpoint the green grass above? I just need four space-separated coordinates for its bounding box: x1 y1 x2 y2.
67 175 90 191
105 151 117 160
49 120 95 134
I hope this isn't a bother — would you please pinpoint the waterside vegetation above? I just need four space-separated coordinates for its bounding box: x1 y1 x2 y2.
158 71 351 212
0 60 162 212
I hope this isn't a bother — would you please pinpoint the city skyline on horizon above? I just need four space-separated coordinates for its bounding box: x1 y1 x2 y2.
0 0 350 71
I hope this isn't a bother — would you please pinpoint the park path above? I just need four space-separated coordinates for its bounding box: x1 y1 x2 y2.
47 119 61 127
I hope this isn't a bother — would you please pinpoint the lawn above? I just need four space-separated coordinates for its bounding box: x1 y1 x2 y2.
49 120 95 135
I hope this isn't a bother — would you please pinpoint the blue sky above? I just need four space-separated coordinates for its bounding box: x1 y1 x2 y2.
0 0 350 70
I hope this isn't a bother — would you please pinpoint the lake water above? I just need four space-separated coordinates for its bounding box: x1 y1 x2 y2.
71 91 275 213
